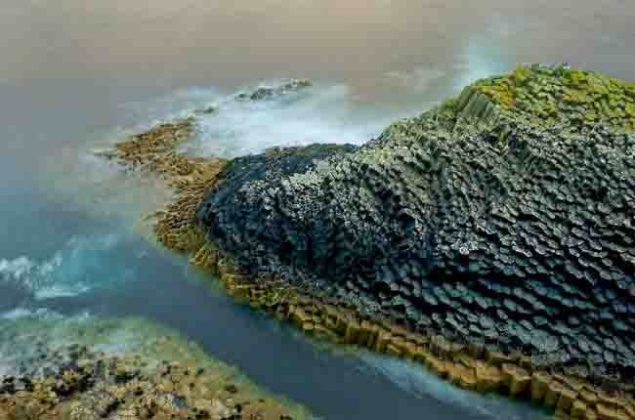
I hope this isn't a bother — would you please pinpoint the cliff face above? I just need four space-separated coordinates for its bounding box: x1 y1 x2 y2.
197 66 635 382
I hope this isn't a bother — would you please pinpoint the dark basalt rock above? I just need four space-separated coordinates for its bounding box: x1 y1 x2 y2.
236 79 313 101
197 66 635 384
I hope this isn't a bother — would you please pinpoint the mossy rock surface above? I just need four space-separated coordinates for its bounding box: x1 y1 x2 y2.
469 65 635 130
198 65 635 385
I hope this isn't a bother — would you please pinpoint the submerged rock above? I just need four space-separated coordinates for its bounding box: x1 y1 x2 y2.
236 79 313 101
198 65 635 386
0 318 309 419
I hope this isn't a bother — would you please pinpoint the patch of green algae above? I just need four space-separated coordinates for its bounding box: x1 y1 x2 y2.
470 65 635 130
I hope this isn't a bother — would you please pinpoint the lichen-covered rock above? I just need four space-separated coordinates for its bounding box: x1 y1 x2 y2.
197 65 635 386
469 65 635 131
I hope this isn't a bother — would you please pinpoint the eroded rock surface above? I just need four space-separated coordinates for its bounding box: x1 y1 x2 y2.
198 65 635 385
0 319 307 419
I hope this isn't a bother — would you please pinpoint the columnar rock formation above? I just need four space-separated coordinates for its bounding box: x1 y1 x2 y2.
198 66 635 386
109 67 635 419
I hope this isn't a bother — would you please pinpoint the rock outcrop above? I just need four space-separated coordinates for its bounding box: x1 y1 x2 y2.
198 66 635 387
0 319 308 419
109 69 635 419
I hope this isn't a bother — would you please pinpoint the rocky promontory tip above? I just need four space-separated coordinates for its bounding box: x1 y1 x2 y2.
110 69 635 419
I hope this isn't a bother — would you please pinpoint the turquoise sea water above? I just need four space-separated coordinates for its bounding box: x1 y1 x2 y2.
1 1 632 418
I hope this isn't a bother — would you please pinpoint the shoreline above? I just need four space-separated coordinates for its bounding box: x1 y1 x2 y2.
0 317 309 419
109 69 635 419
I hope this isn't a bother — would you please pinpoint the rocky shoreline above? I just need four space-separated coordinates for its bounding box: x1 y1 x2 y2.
109 67 634 419
0 318 308 419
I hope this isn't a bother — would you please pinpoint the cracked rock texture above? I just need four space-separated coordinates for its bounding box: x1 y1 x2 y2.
197 65 635 385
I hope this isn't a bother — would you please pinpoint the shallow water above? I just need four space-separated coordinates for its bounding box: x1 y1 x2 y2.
1 1 633 418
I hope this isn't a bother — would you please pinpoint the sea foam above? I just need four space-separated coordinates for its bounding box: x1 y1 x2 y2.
360 353 546 420
0 234 121 302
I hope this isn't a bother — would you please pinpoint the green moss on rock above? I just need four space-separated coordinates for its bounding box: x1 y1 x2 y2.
469 65 635 130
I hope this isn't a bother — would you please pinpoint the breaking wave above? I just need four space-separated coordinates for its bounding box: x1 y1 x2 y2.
187 82 398 158
0 234 121 301
0 307 66 321
360 354 547 420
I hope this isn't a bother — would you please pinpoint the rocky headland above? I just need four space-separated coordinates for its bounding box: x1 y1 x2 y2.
110 67 634 419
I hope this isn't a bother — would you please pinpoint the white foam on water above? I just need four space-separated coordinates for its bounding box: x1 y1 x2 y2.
360 353 545 419
0 234 122 301
0 307 65 321
0 256 36 280
0 255 61 294
34 284 92 300
119 85 223 127
179 81 401 158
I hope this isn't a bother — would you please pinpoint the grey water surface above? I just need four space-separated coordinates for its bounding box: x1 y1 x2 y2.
1 1 633 418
